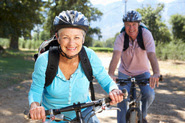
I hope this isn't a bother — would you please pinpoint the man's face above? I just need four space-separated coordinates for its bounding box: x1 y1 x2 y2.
124 22 139 40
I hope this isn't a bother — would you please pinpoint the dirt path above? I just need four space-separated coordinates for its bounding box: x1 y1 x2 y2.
0 52 185 123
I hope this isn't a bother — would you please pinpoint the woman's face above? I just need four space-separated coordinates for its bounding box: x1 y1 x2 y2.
57 28 84 57
124 22 139 40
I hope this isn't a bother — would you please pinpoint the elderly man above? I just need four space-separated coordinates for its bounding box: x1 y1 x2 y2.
108 10 160 123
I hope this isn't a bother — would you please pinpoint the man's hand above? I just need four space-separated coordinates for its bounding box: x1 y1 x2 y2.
149 74 160 89
147 52 160 89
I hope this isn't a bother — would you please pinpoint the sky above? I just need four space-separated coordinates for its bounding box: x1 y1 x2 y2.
90 0 177 5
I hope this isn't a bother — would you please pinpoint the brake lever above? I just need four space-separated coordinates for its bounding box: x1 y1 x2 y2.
94 103 121 114
93 105 104 113
44 114 66 123
101 106 121 112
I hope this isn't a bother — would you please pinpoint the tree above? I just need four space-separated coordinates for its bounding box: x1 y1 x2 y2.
39 31 50 41
170 14 185 41
137 3 171 44
105 38 114 48
93 41 103 47
0 0 44 49
43 0 103 47
104 32 119 48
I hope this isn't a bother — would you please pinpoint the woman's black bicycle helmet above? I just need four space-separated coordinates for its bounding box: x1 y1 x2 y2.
123 10 142 22
53 10 89 33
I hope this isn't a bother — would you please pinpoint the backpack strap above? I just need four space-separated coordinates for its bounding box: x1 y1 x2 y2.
137 26 145 50
123 32 129 51
34 54 38 61
45 47 59 87
79 46 95 101
123 25 145 51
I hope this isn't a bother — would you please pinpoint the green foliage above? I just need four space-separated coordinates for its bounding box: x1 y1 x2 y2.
170 14 185 41
32 30 51 42
104 38 114 48
104 32 120 48
18 39 43 50
0 37 44 50
0 0 44 49
43 0 103 47
137 3 171 44
85 27 102 47
0 38 42 50
93 40 103 47
0 38 9 48
89 47 113 52
156 39 185 61
39 31 51 41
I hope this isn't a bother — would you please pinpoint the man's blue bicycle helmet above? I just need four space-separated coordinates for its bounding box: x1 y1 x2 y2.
53 10 89 33
123 10 142 22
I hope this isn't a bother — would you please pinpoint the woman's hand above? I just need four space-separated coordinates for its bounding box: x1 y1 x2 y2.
29 102 46 122
109 89 124 105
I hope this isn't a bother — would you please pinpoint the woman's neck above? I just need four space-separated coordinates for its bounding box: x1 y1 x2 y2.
59 54 79 64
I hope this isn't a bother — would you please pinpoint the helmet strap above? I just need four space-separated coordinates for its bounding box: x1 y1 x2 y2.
58 46 78 59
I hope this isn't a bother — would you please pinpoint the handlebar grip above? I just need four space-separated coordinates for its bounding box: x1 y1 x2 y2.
122 88 128 99
45 109 51 115
159 75 163 81
105 97 112 103
24 110 31 119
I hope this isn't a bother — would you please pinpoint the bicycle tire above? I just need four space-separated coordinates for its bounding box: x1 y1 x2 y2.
138 101 143 123
129 111 138 123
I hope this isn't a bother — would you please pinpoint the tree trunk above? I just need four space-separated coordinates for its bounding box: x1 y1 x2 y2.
10 35 19 50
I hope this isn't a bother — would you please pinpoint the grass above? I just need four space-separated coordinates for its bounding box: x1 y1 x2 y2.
89 47 113 52
0 49 36 89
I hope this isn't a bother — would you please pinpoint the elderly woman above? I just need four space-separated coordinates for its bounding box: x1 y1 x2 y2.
28 10 123 123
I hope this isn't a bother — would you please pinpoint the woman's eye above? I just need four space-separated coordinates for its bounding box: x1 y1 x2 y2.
63 37 68 39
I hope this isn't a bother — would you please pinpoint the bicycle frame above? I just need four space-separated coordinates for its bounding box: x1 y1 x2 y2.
117 78 148 123
126 78 143 123
116 75 162 123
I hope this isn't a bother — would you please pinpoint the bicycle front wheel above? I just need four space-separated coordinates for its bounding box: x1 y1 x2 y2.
129 111 138 123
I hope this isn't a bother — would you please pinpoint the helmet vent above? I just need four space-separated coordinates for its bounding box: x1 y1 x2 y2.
53 10 89 32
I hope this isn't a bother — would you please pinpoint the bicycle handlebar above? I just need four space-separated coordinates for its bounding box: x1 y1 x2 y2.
45 97 111 116
116 75 163 86
24 89 128 121
45 88 128 115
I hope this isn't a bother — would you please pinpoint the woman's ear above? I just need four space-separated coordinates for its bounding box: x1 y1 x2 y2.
55 33 58 39
55 33 60 44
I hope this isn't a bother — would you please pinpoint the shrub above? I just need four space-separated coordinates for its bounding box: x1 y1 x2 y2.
156 39 185 60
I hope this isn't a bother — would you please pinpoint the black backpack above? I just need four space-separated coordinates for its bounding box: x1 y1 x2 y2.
34 36 95 101
120 23 148 51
